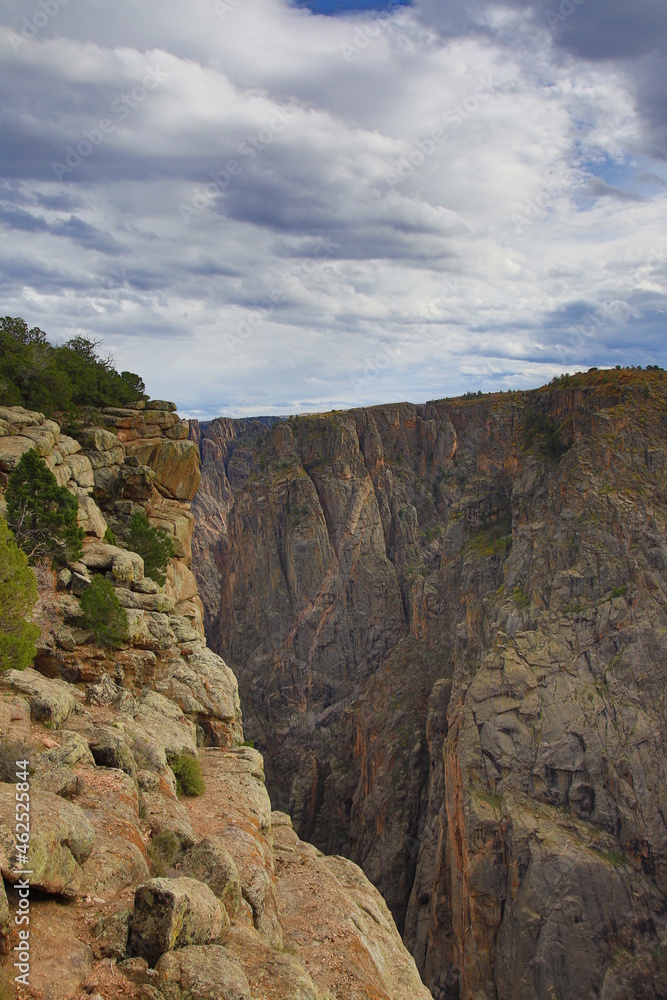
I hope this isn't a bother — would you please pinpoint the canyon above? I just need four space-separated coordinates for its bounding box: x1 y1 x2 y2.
190 368 667 999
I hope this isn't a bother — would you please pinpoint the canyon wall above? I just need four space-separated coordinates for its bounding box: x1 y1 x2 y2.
190 369 667 999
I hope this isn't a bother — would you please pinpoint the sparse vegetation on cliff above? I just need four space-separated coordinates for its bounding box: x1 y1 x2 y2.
127 510 176 586
0 516 39 671
79 575 129 649
170 750 205 797
6 449 84 564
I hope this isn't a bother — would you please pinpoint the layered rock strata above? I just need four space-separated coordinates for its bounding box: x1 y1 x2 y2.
190 369 667 999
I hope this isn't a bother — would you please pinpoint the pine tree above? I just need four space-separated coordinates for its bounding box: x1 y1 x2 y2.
80 576 129 649
127 511 175 586
0 517 40 671
5 449 84 565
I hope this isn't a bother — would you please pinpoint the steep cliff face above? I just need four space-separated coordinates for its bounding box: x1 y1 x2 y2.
0 403 430 1000
191 369 667 998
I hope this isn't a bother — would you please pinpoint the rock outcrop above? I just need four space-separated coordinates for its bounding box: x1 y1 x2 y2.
190 368 667 998
0 402 429 1000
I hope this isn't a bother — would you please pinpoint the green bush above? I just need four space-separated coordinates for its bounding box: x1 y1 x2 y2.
0 516 40 671
148 830 181 876
6 449 84 565
80 576 129 649
127 511 175 586
170 752 205 797
103 526 117 545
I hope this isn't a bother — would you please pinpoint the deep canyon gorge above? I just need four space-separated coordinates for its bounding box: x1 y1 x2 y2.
190 368 667 999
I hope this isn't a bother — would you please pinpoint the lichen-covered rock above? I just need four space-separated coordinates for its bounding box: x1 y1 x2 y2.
181 837 243 918
140 790 197 851
130 877 223 966
31 730 96 797
0 786 94 896
75 766 151 899
87 726 137 776
156 945 251 1000
92 908 132 960
132 689 198 759
158 647 243 747
112 549 145 584
0 668 75 727
86 672 122 706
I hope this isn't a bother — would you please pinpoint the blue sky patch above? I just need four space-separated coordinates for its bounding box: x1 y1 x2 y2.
293 0 410 14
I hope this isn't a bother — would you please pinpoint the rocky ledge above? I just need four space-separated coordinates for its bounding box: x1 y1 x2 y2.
0 403 429 1000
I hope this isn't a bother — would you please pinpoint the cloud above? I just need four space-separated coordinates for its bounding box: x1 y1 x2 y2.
0 0 666 418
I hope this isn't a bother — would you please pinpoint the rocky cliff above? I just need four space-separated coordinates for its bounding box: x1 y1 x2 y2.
0 402 429 1000
190 368 667 999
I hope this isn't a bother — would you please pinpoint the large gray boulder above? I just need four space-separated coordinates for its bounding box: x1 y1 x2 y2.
0 668 75 727
156 945 251 1000
0 786 94 896
130 877 223 966
181 837 242 918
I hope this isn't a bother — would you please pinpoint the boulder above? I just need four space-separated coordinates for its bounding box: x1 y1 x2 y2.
112 549 145 584
74 426 119 452
160 648 242 747
156 945 251 1000
0 435 35 471
130 877 223 966
119 462 156 501
92 908 132 960
145 400 178 412
76 495 107 538
22 423 58 456
31 730 96 798
87 726 137 777
181 838 242 918
133 690 198 758
86 672 122 706
126 609 175 650
0 668 75 727
0 786 94 896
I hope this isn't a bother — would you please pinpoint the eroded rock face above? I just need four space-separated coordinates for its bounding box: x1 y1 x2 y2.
190 371 667 997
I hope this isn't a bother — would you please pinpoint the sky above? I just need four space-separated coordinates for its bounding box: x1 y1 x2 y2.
1 0 666 418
